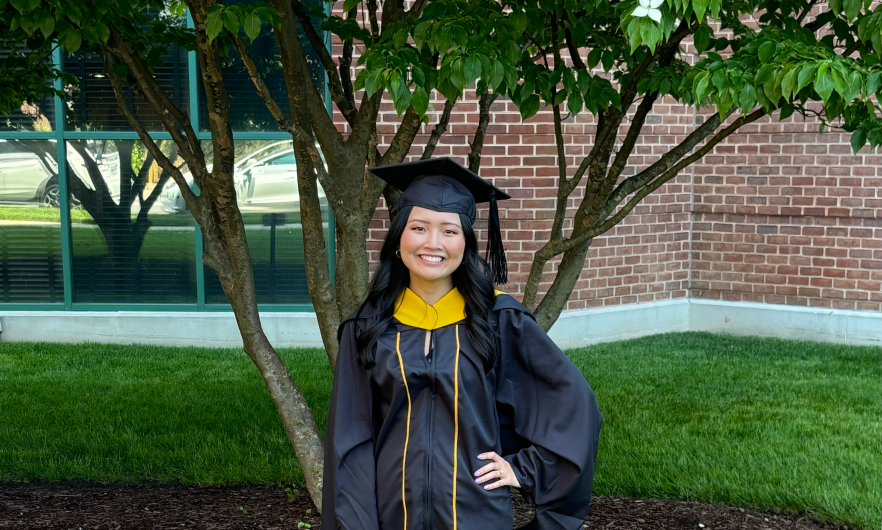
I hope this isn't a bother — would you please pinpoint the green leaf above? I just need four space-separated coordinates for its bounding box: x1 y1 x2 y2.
509 10 528 34
353 69 368 92
412 86 429 116
519 94 540 120
393 85 412 115
694 26 712 55
205 10 224 41
867 72 880 95
489 59 504 90
694 72 711 102
693 0 709 19
843 70 861 102
503 40 520 65
244 12 261 41
223 9 242 34
393 28 408 49
365 68 384 97
464 55 481 86
758 41 775 64
38 12 54 38
814 72 834 102
342 0 359 12
778 102 794 120
567 91 583 115
797 64 816 92
738 84 757 109
780 66 797 101
715 89 733 117
452 25 468 49
586 48 602 69
850 129 867 152
96 22 109 43
60 30 81 53
449 59 465 89
601 50 614 72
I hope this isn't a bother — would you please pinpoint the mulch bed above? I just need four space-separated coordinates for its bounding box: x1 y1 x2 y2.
0 482 852 530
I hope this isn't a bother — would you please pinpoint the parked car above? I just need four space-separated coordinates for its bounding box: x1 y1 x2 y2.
158 142 327 216
0 140 120 209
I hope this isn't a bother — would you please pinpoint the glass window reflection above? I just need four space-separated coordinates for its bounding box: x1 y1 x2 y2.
203 140 328 305
66 140 197 304
0 140 63 302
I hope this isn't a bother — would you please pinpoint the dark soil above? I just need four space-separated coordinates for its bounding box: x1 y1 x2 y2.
0 482 852 530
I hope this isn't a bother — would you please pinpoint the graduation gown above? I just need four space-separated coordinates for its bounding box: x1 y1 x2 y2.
321 288 602 530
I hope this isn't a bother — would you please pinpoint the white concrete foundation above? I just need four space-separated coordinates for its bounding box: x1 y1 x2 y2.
1 299 879 348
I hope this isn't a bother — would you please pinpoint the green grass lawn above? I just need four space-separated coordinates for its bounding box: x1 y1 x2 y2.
0 332 878 529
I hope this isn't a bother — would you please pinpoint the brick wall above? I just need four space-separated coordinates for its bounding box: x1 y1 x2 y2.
691 113 882 311
332 44 881 315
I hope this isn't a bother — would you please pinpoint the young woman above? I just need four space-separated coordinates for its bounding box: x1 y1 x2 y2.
321 159 602 530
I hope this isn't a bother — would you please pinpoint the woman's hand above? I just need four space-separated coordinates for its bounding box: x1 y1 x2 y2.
474 451 521 490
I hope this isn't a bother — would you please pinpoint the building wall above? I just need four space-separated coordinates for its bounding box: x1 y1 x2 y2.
338 83 881 313
691 113 882 311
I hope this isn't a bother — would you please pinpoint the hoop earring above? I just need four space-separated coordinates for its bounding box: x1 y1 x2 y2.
395 249 401 258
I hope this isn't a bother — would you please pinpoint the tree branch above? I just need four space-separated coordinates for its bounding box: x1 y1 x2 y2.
606 92 658 184
564 27 587 71
289 0 359 125
379 105 422 165
468 92 499 172
105 26 204 167
422 99 453 159
102 50 202 214
130 150 155 206
557 108 766 255
340 7 357 109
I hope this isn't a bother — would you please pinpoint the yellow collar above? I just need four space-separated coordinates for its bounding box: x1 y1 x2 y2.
394 288 466 330
393 288 506 330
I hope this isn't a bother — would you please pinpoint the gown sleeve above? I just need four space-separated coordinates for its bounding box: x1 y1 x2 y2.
320 318 380 530
494 306 603 530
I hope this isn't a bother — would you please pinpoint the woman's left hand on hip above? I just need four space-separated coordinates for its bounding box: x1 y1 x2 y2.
474 451 521 490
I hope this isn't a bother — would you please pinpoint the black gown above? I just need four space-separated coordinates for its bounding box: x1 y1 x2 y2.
321 288 602 530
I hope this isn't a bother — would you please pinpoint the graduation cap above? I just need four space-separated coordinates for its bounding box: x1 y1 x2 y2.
368 158 510 285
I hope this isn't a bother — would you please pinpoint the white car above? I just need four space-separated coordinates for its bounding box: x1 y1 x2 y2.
159 142 326 215
0 140 118 209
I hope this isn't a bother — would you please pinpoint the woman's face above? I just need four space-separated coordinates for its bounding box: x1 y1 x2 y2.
399 206 466 286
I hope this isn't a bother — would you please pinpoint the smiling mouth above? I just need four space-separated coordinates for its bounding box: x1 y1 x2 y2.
419 255 445 264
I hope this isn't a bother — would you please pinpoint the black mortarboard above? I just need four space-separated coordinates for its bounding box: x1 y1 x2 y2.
369 158 510 285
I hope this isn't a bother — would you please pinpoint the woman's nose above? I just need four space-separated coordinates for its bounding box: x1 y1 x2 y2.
425 229 443 248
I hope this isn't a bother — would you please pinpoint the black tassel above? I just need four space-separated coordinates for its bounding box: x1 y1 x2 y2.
486 191 508 285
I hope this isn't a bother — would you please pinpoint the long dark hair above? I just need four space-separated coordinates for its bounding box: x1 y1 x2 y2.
355 205 499 371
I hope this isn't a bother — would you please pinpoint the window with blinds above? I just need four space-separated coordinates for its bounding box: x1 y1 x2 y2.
64 49 189 132
203 140 328 305
0 140 63 303
198 2 325 132
66 139 197 304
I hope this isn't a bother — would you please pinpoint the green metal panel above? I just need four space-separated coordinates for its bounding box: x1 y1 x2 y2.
70 303 200 311
187 10 206 311
63 131 174 140
0 132 55 139
54 47 73 309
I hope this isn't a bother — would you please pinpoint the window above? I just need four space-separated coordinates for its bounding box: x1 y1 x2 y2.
66 140 197 304
204 140 328 305
0 140 63 302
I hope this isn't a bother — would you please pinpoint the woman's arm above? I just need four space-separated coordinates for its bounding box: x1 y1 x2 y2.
494 307 603 530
